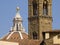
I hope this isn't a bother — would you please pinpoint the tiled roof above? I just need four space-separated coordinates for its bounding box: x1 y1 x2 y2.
1 31 28 42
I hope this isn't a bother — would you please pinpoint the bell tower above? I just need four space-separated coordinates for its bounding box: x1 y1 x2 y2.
28 0 52 41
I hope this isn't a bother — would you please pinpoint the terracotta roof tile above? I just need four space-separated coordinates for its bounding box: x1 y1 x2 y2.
1 31 28 42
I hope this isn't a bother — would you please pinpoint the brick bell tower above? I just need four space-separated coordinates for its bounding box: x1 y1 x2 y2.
28 0 52 41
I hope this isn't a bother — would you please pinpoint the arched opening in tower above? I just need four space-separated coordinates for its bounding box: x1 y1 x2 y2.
43 0 48 15
33 0 38 15
33 31 38 39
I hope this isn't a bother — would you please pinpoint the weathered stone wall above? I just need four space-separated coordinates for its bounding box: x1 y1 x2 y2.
28 0 52 42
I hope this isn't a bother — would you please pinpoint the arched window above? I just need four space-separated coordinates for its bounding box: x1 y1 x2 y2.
43 0 48 15
33 31 38 39
33 0 38 15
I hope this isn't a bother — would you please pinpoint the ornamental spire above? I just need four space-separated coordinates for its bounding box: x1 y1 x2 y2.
10 6 25 33
14 6 22 20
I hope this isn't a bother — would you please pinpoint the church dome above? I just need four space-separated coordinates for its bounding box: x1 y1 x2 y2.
1 6 28 42
1 31 28 42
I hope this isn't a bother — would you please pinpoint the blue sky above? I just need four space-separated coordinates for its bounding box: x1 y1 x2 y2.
0 0 60 38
